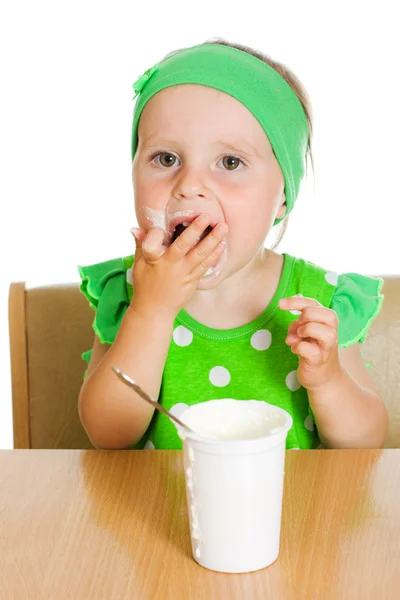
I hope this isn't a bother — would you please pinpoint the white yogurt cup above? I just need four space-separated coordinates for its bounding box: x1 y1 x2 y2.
177 399 293 573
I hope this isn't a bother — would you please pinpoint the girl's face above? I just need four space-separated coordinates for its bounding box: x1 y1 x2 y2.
132 84 285 288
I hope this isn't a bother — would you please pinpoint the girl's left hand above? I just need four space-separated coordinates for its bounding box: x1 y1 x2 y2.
278 296 342 391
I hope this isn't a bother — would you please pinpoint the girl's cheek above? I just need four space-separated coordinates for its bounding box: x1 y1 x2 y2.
138 206 167 232
135 177 168 208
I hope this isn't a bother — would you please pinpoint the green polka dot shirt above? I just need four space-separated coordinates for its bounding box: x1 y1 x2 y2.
78 253 383 450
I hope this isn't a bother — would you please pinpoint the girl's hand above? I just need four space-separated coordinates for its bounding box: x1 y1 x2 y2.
278 296 342 391
130 214 228 321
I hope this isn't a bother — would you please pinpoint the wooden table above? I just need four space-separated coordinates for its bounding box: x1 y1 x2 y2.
1 449 399 600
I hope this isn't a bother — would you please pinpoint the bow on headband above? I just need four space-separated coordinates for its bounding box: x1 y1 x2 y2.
132 64 159 100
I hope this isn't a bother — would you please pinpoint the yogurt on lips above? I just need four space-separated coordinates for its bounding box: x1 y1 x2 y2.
137 206 171 246
137 206 228 282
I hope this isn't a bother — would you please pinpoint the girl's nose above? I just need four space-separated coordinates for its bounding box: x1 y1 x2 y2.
172 166 210 201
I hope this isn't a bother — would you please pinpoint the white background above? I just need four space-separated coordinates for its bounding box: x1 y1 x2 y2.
1 1 398 448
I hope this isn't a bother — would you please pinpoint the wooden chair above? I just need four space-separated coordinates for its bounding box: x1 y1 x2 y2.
8 283 95 449
8 278 400 449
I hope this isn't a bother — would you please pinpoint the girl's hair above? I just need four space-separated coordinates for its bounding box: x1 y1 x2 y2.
162 37 315 249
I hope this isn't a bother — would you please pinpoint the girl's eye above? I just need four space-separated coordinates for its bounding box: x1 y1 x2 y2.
153 153 178 168
151 152 244 170
221 155 244 171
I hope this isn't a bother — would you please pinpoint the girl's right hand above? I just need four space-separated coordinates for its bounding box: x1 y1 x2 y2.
130 214 228 321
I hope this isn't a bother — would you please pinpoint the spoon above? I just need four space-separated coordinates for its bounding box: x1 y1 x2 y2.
112 366 196 436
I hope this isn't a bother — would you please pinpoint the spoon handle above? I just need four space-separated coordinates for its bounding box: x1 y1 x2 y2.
112 366 193 433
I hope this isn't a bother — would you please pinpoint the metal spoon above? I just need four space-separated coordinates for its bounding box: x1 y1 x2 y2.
112 366 196 435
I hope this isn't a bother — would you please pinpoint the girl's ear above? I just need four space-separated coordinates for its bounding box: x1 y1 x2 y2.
276 193 286 219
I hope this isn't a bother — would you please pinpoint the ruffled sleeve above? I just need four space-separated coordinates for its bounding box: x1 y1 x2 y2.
78 255 134 353
330 273 384 348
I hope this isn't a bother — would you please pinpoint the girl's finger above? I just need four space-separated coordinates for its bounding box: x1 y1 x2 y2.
167 214 213 262
296 306 338 330
130 226 146 242
291 339 323 366
189 240 227 280
130 227 146 261
186 221 228 269
287 320 301 336
286 320 301 345
297 322 338 350
141 228 166 263
279 296 321 311
286 320 316 345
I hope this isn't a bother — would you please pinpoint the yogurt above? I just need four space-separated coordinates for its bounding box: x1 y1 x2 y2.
180 398 286 441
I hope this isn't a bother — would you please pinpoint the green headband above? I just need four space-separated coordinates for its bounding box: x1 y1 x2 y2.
131 43 309 221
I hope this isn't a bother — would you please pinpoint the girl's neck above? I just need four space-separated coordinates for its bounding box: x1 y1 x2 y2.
183 248 284 330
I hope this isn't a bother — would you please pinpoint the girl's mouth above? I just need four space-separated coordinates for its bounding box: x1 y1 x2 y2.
167 211 228 283
168 214 217 245
171 222 214 244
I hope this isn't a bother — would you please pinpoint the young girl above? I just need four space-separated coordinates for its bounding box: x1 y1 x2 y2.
78 39 388 451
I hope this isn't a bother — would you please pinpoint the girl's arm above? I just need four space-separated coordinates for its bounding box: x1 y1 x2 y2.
279 296 388 449
78 304 175 449
78 215 228 450
307 344 388 449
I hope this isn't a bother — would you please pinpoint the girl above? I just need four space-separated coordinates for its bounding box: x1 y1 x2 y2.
78 39 388 451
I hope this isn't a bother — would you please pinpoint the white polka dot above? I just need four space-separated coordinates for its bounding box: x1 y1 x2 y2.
144 440 155 449
304 416 315 431
126 268 133 285
169 403 189 428
209 366 231 387
325 271 339 286
286 370 301 391
289 294 304 315
173 325 193 347
250 329 272 351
